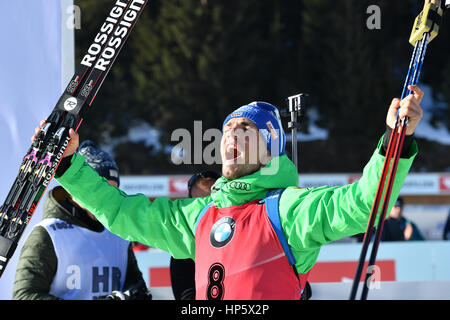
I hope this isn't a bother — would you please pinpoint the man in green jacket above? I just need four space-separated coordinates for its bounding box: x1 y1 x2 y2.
36 84 424 299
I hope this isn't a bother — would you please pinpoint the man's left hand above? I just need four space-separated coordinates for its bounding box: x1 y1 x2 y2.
386 85 424 136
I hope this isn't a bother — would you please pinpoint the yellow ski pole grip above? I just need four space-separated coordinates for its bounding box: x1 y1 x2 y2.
409 2 443 46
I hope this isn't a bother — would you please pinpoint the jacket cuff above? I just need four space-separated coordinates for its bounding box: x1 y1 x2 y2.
55 155 73 178
381 126 416 158
55 154 86 180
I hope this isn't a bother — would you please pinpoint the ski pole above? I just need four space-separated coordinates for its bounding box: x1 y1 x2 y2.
360 31 432 301
349 32 427 302
350 1 446 300
349 35 426 302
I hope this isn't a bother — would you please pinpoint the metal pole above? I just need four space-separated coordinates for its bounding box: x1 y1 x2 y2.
285 93 307 171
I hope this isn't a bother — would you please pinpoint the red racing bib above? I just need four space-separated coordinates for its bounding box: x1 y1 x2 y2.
194 198 303 300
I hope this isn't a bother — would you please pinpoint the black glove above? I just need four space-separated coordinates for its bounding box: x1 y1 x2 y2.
301 282 312 300
98 280 152 300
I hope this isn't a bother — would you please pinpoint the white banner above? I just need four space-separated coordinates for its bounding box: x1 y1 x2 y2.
401 173 440 195
120 173 450 198
120 176 169 197
299 174 350 188
0 0 73 299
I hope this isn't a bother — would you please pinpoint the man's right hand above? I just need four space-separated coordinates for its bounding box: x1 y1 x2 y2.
31 120 80 158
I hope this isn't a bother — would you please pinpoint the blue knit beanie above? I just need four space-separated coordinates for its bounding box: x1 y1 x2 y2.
77 140 120 187
223 101 286 156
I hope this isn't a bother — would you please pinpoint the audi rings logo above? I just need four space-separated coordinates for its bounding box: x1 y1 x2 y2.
229 181 251 191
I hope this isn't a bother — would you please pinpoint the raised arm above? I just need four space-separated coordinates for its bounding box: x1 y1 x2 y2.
55 154 211 259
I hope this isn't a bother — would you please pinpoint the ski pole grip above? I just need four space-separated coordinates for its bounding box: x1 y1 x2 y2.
409 3 443 46
0 236 17 276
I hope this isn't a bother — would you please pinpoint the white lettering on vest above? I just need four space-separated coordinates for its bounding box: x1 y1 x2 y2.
66 265 81 290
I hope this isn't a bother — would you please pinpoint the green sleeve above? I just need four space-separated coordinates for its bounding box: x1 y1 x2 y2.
12 226 60 300
279 138 418 274
55 154 211 260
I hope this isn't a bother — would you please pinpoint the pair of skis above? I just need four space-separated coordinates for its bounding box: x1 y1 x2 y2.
0 0 148 278
350 1 449 300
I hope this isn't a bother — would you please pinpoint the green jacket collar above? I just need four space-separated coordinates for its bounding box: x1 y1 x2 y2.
210 154 298 209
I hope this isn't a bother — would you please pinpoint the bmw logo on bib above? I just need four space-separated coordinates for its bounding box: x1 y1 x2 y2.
210 217 236 248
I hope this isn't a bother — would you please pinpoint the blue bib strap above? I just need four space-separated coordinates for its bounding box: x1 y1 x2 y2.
264 189 296 266
194 202 213 235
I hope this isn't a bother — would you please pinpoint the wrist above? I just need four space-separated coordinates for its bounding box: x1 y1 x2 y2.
55 154 74 178
382 125 414 158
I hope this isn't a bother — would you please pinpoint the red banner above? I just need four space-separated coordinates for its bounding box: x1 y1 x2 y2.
148 259 396 287
308 260 396 283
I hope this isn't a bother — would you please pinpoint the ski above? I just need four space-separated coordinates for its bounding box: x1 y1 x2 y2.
0 0 148 277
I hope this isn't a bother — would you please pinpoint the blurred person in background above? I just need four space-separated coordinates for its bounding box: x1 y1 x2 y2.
443 210 450 240
170 171 221 300
381 197 425 241
13 141 149 300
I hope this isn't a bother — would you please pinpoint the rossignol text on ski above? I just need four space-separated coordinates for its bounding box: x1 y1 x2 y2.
0 0 148 278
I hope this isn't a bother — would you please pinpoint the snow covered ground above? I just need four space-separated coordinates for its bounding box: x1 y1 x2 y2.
414 85 450 145
100 122 165 156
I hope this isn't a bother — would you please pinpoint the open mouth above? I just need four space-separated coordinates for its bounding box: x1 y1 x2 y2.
224 144 242 164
